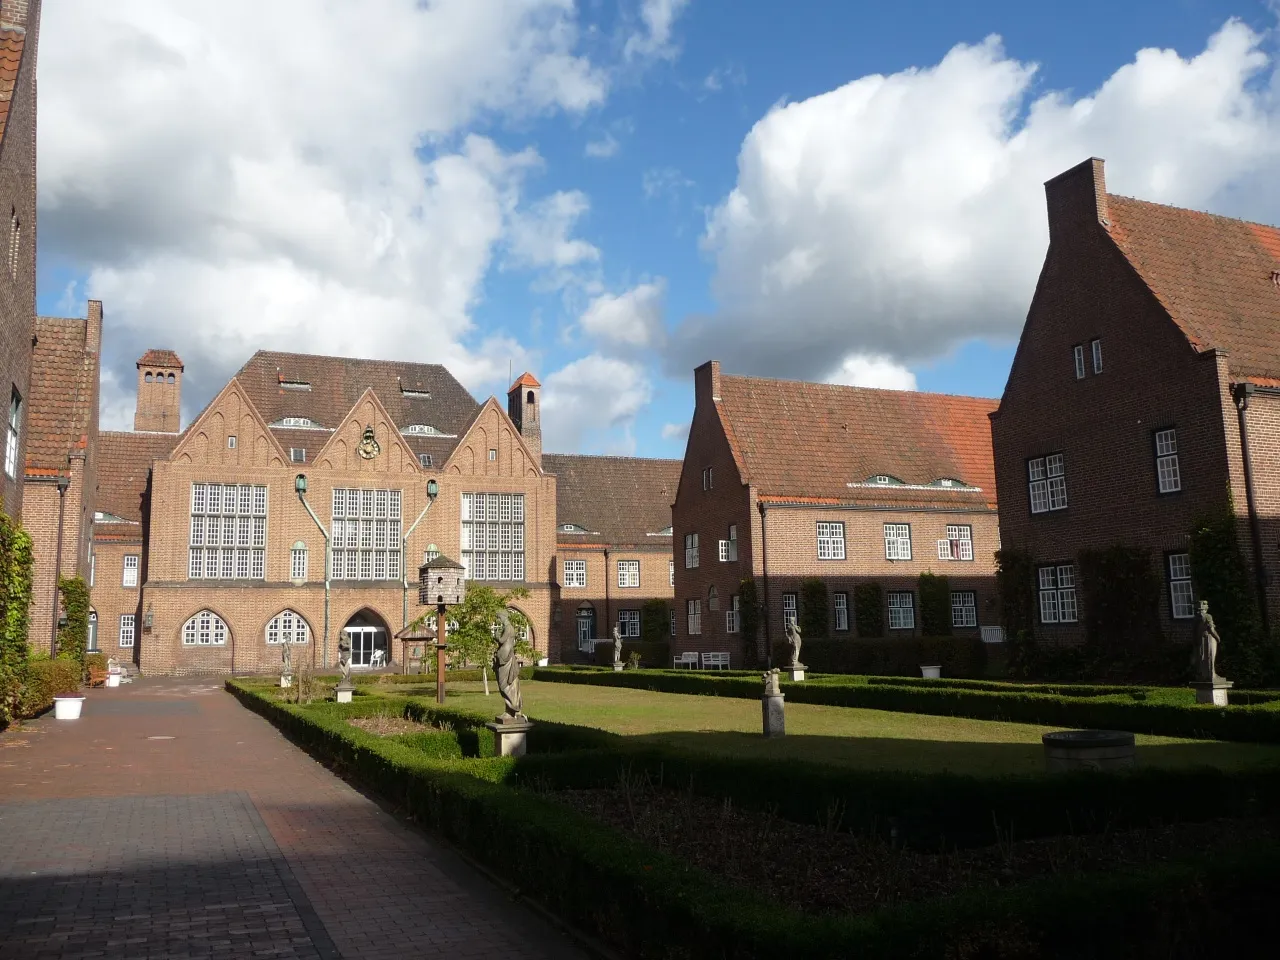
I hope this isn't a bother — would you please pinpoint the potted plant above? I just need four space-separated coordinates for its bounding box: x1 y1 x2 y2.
53 676 85 720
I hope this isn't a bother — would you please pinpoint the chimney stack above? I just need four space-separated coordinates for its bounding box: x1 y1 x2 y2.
1045 157 1109 244
507 372 541 467
85 300 102 357
693 360 721 409
134 349 184 433
0 1 29 28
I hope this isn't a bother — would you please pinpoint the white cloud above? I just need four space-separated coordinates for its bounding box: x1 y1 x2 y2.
671 20 1280 384
506 190 601 287
39 0 610 427
578 280 667 350
585 133 620 158
642 166 694 201
703 64 746 93
660 421 689 443
623 0 691 63
827 355 917 391
541 354 653 454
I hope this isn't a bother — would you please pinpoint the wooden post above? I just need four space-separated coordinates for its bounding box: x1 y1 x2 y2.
435 603 448 705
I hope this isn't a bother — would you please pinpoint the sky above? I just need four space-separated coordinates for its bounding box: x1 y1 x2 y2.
34 0 1280 457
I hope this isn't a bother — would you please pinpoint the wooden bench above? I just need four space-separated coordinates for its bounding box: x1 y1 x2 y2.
673 652 699 669
701 652 731 671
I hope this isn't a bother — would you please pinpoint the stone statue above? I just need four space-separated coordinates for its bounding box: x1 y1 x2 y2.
337 637 353 685
1193 600 1225 683
785 618 803 668
281 640 293 675
493 610 524 719
107 656 118 672
762 668 781 697
612 625 623 665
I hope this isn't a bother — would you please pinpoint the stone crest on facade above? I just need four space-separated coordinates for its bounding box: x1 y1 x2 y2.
358 425 381 459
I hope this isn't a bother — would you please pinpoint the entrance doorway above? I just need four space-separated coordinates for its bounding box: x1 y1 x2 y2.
575 604 595 653
87 611 98 652
342 611 389 668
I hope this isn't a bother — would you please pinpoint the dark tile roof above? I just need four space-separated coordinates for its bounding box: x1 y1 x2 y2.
0 28 24 148
543 453 681 547
24 317 98 474
716 375 998 509
96 431 179 522
137 349 184 369
230 351 481 458
1106 195 1280 381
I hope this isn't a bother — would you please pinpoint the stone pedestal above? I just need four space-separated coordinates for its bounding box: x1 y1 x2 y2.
1043 730 1136 772
920 665 941 679
280 675 293 688
334 679 355 704
787 664 806 682
762 693 786 738
613 662 625 672
1192 680 1233 706
486 716 533 757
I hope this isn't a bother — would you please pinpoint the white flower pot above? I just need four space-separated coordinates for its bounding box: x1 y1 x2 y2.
54 696 85 720
537 658 549 667
106 674 121 688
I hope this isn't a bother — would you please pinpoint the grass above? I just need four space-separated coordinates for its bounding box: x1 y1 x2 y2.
365 679 1280 776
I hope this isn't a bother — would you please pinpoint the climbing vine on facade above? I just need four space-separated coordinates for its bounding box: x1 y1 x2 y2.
0 516 35 723
57 577 92 673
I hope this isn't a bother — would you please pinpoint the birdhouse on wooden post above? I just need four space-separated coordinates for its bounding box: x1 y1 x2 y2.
419 554 466 607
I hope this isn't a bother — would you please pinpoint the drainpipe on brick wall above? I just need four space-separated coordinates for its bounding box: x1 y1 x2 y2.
1232 383 1271 636
402 481 439 633
50 474 70 656
758 500 773 670
295 476 332 667
603 547 611 642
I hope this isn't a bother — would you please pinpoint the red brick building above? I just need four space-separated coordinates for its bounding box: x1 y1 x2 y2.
544 453 679 661
673 362 1000 667
991 157 1280 645
22 303 102 654
0 0 40 519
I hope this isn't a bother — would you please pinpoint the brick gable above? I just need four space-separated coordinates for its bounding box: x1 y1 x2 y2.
170 378 289 468
311 387 422 476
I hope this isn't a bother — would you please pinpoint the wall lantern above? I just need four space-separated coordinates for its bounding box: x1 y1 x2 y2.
426 478 439 499
144 604 154 632
294 473 308 495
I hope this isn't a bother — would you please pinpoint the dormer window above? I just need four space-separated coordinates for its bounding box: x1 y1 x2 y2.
868 475 904 486
931 478 963 488
561 523 588 534
648 525 673 537
402 424 439 436
278 416 320 428
280 380 312 392
400 385 431 399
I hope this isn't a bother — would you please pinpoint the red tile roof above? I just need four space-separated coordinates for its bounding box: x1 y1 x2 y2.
716 375 999 509
96 431 179 522
1106 195 1280 380
137 349 184 370
543 453 680 547
0 28 24 148
509 372 541 389
24 317 98 474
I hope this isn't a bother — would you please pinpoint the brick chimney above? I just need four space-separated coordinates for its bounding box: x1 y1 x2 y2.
0 0 29 28
85 300 102 357
1044 157 1109 244
507 372 541 466
134 349 183 433
693 360 721 409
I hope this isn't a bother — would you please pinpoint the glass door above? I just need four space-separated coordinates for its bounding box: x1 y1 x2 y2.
576 609 595 652
346 627 375 667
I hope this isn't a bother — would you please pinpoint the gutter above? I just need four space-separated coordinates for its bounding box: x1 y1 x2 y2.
1231 383 1271 636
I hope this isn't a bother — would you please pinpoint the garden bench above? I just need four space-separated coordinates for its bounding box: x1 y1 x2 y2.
701 652 731 670
673 652 699 669
980 625 1005 644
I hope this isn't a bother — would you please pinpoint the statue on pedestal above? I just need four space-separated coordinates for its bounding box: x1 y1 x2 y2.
281 639 293 676
1193 600 1225 683
785 618 803 668
612 625 623 665
337 637 353 685
494 609 525 720
762 668 781 697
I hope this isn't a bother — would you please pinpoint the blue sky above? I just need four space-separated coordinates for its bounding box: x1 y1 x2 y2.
35 0 1280 457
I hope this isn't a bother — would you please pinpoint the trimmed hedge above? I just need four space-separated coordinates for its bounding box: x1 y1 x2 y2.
227 679 1280 958
591 640 671 668
777 637 988 678
17 658 81 718
531 667 1280 743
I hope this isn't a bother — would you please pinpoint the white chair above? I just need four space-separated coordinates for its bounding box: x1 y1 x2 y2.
370 649 387 669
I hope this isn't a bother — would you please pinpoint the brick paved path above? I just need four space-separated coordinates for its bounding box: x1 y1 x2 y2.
0 679 590 959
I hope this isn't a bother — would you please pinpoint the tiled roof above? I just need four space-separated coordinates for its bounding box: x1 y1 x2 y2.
230 351 482 459
509 372 541 389
24 317 98 474
137 349 184 369
96 431 179 522
0 29 24 148
543 453 681 546
717 375 999 509
1106 195 1280 380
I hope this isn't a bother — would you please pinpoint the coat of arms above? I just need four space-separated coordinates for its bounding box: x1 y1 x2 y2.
358 425 381 459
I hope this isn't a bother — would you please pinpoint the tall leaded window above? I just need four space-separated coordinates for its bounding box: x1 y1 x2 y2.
563 559 586 588
888 592 915 630
182 610 229 646
883 523 912 561
618 609 640 637
687 599 702 635
188 483 267 580
332 488 403 581
951 591 977 628
1091 338 1103 374
1155 429 1181 494
938 524 974 561
617 559 640 588
119 615 136 648
782 591 797 627
1168 553 1194 620
461 492 524 581
817 521 846 560
122 554 139 587
726 595 740 633
5 388 20 480
1027 454 1067 514
290 542 308 581
266 610 310 644
1073 345 1085 380
719 524 739 562
1038 565 1078 623
684 532 699 568
834 592 849 631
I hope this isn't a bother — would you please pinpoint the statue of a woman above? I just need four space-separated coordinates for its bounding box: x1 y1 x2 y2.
493 610 524 719
337 637 352 685
785 618 803 668
612 625 623 664
1193 600 1224 683
281 639 293 676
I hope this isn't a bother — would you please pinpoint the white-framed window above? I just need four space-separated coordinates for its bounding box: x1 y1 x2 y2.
708 585 720 612
460 492 523 581
719 524 739 562
618 609 640 638
1038 565 1078 623
884 523 912 561
290 542 308 581
1073 345 1085 380
834 592 849 631
266 609 310 644
687 599 702 635
888 592 915 630
122 554 139 587
817 521 846 560
937 524 974 561
119 614 135 648
1028 454 1067 514
684 532 699 568
488 449 497 461
1168 553 1194 620
670 608 676 636
1155 429 1181 494
782 591 797 627
181 609 228 646
89 550 95 587
332 488 403 581
4 388 20 480
418 453 433 468
188 483 268 580
951 591 977 628
563 559 586 588
669 559 674 586
617 559 640 588
290 448 306 463
228 435 237 449
1091 338 1103 374
726 595 740 633
702 467 713 490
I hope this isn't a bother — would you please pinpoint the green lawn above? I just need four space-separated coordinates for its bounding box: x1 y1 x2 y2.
375 680 1280 776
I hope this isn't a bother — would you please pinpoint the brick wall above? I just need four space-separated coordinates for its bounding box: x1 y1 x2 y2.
1220 385 1280 631
554 544 673 659
134 361 182 433
89 531 143 664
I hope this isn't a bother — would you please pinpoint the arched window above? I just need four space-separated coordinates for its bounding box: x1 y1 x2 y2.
182 610 228 646
144 372 154 383
266 610 310 645
166 373 175 383
708 584 719 612
527 390 535 405
290 541 308 581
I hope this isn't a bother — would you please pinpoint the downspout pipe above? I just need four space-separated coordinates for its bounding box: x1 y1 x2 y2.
50 474 70 656
402 487 438 632
603 547 611 642
1232 383 1271 636
297 489 332 667
758 500 773 669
